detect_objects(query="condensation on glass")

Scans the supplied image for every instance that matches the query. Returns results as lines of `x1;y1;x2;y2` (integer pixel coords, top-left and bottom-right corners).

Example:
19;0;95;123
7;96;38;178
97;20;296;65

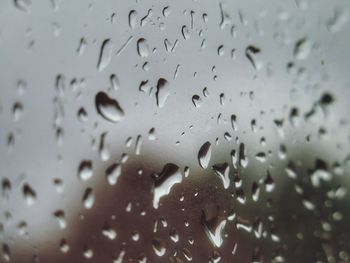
0;0;349;262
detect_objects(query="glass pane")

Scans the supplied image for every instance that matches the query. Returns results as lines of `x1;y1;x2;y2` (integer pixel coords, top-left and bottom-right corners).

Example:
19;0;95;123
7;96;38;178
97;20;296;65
0;0;349;262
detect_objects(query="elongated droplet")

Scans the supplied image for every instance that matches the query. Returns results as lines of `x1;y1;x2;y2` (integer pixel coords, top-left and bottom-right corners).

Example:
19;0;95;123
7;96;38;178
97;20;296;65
110;74;120;91
156;78;170;108
97;39;113;71
198;141;212;169
294;37;311;60
83;188;94;209
106;163;122;186
128;10;138;29
95;92;124;123
152;163;182;209
201;205;226;248
137;38;150;57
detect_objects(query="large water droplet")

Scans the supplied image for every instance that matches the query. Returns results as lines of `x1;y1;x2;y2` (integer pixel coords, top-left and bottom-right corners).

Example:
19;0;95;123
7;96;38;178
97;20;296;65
95;92;125;123
137;38;150;57
198;141;212;169
201;205;226;248
97;39;113;71
156;78;170;108
212;163;230;189
152;163;182;209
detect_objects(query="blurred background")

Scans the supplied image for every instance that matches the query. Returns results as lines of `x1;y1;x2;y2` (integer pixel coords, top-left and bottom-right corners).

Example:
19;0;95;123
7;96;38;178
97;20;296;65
0;0;349;262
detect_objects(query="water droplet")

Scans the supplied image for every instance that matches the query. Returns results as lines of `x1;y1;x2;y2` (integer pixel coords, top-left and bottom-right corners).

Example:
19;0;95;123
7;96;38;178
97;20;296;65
230;114;238;131
201;205;226;247
2;243;10;262
135;135;143;155
245;45;262;70
327;9;348;33
97;39;113;71
1;178;11;201
192;95;202;108
12;102;23;121
238;143;248;168
181;25;190;40
13;0;30;12
99;133;110;161
77;107;88;122
83;247;94;259
148;128;157;140
219;3;231;29
217;45;224;56
137;38;150;57
156;78;170;108
78;160;93;181
294;37;311;60
110;74;120;91
53;210;66;229
152;163;182;209
59;239;69;254
95;92;125;123
102;223;117;240
212;163;230;189
129;10;138;29
198;141;212;169
82;188;94;209
152;238;166;256
23;183;36;206
105;163;122;186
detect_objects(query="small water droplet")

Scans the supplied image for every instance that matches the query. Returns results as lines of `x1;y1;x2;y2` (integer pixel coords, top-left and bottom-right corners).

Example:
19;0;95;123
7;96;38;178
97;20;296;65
82;188;94;209
192;95;202;108
110;74;120;91
78;160;93;181
23;183;36;206
294;37;311;60
105;163;122;186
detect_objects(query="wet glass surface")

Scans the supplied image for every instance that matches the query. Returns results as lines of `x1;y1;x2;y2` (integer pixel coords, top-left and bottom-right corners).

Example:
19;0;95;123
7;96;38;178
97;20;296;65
0;0;350;262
